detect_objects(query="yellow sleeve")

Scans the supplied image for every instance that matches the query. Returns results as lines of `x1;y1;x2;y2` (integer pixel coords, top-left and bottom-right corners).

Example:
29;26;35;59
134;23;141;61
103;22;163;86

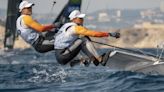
74;26;109;37
23;15;54;32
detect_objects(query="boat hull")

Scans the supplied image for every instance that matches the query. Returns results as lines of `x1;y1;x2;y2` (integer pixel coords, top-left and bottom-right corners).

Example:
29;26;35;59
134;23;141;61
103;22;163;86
106;50;164;75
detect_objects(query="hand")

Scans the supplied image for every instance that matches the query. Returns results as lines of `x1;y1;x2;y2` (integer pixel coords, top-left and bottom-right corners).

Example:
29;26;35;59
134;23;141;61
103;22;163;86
54;22;62;28
50;24;56;28
43;24;56;31
109;32;120;38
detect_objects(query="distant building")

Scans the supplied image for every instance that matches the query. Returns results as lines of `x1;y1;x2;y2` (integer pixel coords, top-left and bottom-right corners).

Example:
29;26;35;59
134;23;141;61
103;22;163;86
116;10;121;18
98;12;110;22
115;10;122;22
140;9;156;19
86;16;95;21
134;22;151;28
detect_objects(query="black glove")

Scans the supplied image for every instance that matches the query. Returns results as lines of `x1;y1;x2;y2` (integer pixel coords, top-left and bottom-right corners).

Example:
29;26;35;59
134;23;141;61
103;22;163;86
109;32;120;38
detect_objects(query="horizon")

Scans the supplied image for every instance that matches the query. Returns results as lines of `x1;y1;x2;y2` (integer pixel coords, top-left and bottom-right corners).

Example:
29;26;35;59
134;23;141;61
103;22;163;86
0;0;163;14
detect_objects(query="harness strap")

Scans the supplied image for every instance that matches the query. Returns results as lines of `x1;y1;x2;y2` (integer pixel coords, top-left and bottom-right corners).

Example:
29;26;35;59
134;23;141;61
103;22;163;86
65;25;72;32
17;18;24;35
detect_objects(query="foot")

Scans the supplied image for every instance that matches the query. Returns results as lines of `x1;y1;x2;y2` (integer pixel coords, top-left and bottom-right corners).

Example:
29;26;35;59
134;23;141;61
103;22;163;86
82;59;91;67
70;60;81;67
101;51;111;66
92;59;99;66
90;57;99;66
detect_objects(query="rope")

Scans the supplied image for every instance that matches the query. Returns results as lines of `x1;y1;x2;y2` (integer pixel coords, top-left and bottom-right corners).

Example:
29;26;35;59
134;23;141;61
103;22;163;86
157;42;164;60
158;47;164;60
84;0;91;13
91;40;158;58
156;45;159;58
48;1;56;18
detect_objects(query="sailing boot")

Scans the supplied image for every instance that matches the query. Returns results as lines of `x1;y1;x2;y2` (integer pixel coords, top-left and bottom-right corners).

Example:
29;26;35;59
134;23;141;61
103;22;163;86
82;59;91;67
70;59;91;67
70;60;81;67
93;59;100;66
101;51;111;66
89;57;100;66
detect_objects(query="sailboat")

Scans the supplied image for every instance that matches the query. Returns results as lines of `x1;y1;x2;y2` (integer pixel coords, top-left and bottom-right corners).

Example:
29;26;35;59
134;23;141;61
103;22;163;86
88;40;164;75
105;49;164;75
3;0;164;75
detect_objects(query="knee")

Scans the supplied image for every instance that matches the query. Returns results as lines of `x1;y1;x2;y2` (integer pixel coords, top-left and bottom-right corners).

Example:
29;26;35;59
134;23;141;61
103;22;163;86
35;48;47;53
56;58;68;65
55;55;69;65
58;61;67;65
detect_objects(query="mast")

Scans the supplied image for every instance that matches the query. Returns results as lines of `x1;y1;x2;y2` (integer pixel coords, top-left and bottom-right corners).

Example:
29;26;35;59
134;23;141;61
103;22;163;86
53;0;82;25
4;0;22;49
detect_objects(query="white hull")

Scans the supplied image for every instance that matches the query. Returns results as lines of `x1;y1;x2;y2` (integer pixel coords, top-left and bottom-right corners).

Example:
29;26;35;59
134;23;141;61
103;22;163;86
106;50;164;75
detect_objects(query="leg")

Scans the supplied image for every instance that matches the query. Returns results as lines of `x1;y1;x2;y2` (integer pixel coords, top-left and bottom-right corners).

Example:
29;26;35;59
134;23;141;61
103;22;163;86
32;36;54;53
80;37;101;66
55;39;83;65
81;37;111;66
81;38;99;58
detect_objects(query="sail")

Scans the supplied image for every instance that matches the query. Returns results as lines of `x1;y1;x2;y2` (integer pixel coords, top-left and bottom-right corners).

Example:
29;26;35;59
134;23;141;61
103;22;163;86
53;0;82;25
4;0;22;49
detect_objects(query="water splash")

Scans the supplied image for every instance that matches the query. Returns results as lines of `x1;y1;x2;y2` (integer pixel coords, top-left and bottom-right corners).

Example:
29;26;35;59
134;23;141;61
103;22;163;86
28;65;67;83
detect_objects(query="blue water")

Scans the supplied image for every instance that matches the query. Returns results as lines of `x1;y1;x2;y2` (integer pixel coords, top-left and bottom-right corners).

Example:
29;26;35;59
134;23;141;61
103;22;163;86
0;48;164;92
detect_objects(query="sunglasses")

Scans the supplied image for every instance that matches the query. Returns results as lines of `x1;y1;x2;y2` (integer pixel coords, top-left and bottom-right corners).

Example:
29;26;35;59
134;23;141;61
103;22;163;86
77;18;84;20
24;7;32;9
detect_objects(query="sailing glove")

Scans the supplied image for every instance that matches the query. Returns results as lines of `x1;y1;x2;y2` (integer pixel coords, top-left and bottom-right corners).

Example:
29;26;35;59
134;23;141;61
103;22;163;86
109;32;120;38
54;22;62;28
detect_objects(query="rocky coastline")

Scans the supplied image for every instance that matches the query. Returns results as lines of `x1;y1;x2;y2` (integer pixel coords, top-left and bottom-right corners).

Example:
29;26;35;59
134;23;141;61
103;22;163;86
0;25;164;49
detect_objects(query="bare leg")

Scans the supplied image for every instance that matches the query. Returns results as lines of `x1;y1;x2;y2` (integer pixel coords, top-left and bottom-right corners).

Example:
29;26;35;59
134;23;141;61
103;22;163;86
80;37;102;66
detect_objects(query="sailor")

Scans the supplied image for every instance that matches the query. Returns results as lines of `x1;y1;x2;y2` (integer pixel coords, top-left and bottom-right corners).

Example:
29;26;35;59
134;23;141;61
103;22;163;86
54;10;120;66
16;1;56;53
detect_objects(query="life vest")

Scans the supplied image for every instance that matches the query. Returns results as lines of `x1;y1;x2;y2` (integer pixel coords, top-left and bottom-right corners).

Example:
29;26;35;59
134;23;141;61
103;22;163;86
16;15;39;44
54;22;78;49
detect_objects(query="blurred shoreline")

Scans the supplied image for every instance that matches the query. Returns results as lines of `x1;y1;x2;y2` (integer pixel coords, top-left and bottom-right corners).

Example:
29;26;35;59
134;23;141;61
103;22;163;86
0;25;30;49
1;24;164;50
0;25;4;49
98;27;164;48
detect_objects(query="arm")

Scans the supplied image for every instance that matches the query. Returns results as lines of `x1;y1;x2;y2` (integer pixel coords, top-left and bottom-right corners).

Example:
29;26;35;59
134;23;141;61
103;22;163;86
23;15;55;32
74;26;109;37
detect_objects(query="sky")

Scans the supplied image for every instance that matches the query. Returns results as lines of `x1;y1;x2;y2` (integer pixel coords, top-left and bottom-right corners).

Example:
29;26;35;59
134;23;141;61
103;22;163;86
0;0;164;14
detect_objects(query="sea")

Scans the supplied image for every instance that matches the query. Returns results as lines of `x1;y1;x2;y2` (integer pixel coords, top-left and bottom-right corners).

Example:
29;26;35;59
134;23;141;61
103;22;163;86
0;48;164;92
1;8;164;92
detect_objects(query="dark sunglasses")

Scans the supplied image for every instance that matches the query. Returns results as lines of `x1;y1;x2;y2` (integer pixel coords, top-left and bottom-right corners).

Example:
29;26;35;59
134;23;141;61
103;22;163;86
78;18;84;20
24;7;32;9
